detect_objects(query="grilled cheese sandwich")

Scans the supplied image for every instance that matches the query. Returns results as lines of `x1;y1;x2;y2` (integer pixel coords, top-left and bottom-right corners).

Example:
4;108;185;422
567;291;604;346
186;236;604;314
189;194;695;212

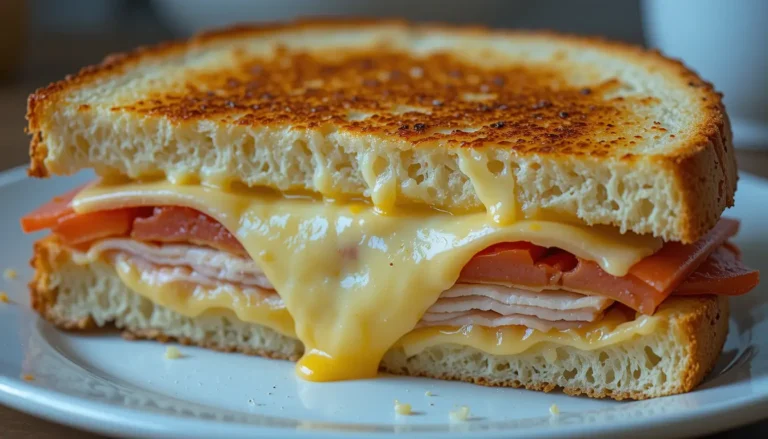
22;19;758;399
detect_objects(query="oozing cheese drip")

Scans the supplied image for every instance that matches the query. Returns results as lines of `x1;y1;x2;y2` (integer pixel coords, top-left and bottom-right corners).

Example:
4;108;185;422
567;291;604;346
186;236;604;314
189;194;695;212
74;180;661;382
457;149;518;225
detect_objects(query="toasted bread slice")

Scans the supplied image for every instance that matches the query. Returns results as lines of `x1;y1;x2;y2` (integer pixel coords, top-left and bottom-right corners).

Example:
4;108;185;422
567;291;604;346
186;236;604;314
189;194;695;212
30;235;729;400
27;19;735;243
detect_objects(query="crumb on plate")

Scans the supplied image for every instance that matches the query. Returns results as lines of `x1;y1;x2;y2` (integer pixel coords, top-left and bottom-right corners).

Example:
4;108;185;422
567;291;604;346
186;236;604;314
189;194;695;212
449;406;471;422
3;268;17;280
424;390;433;397
549;403;560;416
0;292;9;303
165;346;183;359
394;400;412;415
22;374;35;382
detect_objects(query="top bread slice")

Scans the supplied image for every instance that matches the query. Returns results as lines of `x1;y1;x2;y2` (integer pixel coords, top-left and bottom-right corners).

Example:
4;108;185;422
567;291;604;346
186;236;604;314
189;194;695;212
26;19;736;243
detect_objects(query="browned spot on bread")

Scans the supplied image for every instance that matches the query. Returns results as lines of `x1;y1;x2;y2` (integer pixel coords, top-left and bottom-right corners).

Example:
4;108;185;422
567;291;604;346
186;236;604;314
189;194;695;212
26;19;725;158
104;50;646;157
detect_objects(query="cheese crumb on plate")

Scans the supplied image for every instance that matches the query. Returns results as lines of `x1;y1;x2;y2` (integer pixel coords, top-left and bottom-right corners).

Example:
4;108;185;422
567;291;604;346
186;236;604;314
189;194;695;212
164;346;183;359
394;400;412;415
449;406;471;422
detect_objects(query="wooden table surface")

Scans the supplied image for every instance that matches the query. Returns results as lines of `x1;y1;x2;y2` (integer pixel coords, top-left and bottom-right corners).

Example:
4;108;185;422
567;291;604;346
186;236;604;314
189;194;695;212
2;32;768;439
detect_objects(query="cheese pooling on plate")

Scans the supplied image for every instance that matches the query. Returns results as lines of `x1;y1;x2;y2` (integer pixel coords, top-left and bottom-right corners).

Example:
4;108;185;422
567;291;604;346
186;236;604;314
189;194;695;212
71;179;664;381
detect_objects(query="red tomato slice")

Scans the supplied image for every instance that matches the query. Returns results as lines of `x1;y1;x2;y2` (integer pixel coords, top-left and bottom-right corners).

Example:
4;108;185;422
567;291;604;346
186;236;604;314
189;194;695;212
20;186;84;233
52;209;140;245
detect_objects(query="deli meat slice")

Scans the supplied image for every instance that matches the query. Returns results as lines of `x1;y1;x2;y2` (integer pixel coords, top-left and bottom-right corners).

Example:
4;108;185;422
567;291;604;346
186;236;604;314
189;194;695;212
418;311;582;332
676;244;760;295
77;238;273;289
439;283;611;311
421;284;613;332
82;241;611;332
132;207;248;257
428;296;606;322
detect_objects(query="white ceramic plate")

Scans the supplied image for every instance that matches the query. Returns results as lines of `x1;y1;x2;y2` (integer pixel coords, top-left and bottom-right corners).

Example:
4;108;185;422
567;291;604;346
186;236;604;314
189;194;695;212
1;167;767;439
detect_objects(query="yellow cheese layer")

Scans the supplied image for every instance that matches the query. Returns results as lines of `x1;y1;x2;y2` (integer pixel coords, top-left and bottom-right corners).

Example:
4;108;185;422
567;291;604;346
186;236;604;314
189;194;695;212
105;258;664;361
74;179;661;382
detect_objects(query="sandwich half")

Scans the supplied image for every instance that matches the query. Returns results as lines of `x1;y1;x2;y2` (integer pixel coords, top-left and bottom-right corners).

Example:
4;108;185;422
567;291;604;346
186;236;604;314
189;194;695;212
22;19;759;400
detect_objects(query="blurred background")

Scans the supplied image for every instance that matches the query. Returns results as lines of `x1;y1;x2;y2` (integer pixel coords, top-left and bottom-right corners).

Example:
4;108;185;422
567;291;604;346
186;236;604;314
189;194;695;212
0;0;766;170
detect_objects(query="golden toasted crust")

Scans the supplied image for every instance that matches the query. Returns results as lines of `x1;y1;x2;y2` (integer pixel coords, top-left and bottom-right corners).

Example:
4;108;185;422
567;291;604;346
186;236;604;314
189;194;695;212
675;294;730;393
25;19;735;243
27;19;727;156
670;113;737;245
29;235;729;400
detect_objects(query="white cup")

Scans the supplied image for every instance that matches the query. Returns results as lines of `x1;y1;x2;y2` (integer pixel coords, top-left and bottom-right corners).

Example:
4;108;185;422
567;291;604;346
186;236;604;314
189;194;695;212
642;0;768;149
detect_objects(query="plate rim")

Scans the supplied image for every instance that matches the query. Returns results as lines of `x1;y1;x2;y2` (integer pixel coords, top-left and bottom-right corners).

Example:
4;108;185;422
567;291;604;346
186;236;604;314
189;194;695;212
2;165;768;439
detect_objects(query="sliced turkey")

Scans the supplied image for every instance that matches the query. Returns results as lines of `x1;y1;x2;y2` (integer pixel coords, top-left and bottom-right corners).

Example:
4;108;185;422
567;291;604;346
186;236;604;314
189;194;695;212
73;238;272;289
76;239;614;332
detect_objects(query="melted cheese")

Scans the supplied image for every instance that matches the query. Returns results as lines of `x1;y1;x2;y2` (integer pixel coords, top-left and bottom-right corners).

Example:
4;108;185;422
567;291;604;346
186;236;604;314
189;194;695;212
74;180;661;382
397;306;665;357
360;152;398;213
97;255;664;366
457;149;518;225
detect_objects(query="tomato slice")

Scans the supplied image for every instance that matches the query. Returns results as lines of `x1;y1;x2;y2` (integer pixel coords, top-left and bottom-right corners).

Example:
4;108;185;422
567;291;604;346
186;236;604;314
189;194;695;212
52;209;140;245
21;185;149;246
20;186;84;233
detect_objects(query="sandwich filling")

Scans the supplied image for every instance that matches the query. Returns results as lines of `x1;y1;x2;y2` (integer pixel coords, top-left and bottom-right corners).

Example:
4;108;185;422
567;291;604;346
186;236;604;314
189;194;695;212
22;179;758;382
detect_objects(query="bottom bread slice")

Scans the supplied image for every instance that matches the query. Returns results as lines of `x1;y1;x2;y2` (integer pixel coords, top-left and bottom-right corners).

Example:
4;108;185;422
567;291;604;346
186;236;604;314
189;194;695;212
30;236;729;400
